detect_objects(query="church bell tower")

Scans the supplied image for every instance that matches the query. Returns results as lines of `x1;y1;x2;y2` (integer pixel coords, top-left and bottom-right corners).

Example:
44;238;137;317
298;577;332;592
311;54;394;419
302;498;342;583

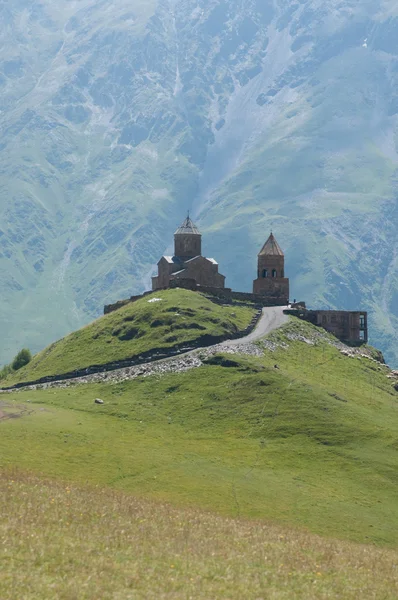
253;233;289;304
174;215;202;259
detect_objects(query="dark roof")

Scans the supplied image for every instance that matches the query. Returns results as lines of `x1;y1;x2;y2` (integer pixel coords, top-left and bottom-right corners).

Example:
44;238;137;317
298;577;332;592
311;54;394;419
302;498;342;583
175;216;201;235
258;233;284;256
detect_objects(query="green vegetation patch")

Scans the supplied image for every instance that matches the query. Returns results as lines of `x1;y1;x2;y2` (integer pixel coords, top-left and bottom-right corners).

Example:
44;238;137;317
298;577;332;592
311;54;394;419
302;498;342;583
3;289;254;386
1;319;398;547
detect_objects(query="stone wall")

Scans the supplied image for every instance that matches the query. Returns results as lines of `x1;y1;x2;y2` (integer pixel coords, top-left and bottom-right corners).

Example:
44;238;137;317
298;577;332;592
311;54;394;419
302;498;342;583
169;280;287;306
153;257;180;290
231;290;287;306
169;278;207;291
252;276;289;304
284;308;368;345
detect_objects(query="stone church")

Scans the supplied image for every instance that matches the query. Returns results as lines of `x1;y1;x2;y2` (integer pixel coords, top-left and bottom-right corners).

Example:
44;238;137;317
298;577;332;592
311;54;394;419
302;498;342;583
152;215;226;291
152;215;289;305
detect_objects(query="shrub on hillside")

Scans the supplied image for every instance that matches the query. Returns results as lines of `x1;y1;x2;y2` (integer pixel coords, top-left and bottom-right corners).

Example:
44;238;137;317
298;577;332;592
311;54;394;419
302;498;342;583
0;364;13;380
11;349;32;371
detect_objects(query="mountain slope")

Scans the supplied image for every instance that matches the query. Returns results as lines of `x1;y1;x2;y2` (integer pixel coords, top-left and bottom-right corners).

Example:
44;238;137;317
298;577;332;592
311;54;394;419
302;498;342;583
0;0;397;366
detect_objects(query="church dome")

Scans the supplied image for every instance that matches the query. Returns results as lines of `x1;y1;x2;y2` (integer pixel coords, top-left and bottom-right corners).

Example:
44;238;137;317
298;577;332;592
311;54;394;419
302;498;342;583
175;216;201;236
258;233;284;256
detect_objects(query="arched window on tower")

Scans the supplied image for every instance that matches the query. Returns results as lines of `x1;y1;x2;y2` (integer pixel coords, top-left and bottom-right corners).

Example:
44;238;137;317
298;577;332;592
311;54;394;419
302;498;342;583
281;269;284;278
272;269;277;278
262;269;268;278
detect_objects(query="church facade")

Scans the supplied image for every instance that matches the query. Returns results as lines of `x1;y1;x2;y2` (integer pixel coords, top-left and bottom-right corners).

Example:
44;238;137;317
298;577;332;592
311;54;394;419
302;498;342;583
152;216;226;291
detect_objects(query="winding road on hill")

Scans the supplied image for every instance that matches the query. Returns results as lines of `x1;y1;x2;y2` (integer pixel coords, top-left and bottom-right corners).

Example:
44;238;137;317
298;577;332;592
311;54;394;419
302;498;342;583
226;306;289;346
0;306;290;393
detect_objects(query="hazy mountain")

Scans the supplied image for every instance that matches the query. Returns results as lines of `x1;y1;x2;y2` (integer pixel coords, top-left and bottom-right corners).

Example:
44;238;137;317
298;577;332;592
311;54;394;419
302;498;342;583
0;0;397;365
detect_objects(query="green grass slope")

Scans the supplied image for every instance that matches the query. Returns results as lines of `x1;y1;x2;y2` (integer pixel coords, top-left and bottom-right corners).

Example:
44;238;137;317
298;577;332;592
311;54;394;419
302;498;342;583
2;472;398;600
2;289;254;386
1;318;398;547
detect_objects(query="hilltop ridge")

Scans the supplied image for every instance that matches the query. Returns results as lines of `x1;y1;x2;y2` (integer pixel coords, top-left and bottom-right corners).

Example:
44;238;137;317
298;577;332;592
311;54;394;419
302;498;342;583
1;289;256;387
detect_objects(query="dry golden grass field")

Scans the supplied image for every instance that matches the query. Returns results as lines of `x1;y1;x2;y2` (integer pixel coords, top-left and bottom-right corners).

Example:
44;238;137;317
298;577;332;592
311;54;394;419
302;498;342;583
1;470;398;600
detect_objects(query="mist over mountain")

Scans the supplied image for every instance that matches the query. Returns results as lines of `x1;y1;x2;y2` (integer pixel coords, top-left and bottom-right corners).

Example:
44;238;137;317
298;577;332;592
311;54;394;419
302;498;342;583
0;0;397;366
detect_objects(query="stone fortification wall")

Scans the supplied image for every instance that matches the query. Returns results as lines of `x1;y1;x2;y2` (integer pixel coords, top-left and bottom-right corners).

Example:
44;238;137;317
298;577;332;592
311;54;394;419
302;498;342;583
227;290;286;306
169;280;287;307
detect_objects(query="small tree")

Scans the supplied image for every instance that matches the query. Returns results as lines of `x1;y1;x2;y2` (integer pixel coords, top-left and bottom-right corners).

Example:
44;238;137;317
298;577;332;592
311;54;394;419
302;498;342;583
12;348;32;371
0;364;12;380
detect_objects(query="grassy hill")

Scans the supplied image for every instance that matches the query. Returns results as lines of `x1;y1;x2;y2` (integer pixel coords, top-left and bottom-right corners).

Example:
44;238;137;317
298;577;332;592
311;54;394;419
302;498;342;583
2;289;255;386
1;316;398;549
2;471;398;600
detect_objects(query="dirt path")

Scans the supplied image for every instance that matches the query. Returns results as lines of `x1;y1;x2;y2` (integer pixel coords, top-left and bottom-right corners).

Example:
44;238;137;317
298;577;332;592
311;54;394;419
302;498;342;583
0;401;35;421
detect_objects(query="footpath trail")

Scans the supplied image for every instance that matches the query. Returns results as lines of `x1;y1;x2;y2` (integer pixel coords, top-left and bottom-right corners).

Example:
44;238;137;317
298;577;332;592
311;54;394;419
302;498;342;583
1;306;289;392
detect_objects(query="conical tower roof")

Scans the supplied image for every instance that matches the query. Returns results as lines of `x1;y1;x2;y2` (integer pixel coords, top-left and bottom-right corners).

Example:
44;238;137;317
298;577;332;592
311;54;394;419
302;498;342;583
175;215;201;235
258;233;284;256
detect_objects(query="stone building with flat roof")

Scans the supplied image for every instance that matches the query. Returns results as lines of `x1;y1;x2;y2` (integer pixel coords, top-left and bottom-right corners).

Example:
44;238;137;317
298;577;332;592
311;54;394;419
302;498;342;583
152;216;226;291
284;307;368;345
312;310;368;344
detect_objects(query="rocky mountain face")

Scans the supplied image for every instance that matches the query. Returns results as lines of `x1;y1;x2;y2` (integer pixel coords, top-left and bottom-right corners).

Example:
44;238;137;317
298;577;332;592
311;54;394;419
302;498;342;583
0;0;397;366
